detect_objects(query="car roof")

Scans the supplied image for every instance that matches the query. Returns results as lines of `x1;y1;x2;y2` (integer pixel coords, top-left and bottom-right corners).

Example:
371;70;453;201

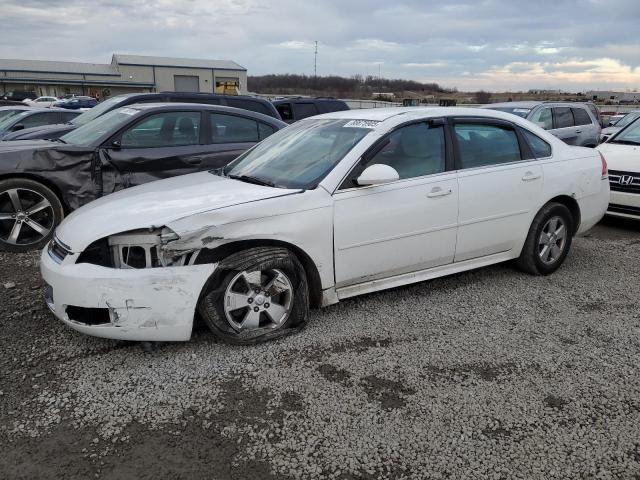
313;106;531;121
125;102;287;125
483;101;541;109
0;106;30;111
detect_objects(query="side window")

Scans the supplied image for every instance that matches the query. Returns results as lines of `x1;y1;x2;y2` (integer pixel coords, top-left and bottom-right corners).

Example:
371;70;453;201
275;103;293;121
292;103;319;121
522;129;552;158
258;122;276;140
530;108;553;130
454;123;521;169
359;123;445;180
554;107;574;129
120;111;201;148
316;101;349;114
210;113;260;143
21;112;58;128
572;108;592;126
59;112;79;122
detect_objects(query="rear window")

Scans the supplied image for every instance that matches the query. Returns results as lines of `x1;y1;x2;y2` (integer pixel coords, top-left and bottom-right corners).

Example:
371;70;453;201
225;98;271;116
292;103;319;120
316;101;349;114
554;107;574;129
572;108;592;126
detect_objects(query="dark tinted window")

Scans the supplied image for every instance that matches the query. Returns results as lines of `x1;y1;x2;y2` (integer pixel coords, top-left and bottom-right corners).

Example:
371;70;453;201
21;112;59;128
210;113;260;143
554;107;574;128
361;123;445;180
60;112;80;122
522;130;552;158
454;123;521;168
275;103;293;121
121;111;201;147
292;103;319;120
316;100;349;114
258;122;276;140
572;108;592;126
225;98;271;116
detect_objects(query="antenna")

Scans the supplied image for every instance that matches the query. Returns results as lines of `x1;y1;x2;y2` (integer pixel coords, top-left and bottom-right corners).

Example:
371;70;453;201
314;41;318;77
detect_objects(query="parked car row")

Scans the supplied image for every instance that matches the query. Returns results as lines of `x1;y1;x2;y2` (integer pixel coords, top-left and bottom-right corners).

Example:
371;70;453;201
0;106;81;139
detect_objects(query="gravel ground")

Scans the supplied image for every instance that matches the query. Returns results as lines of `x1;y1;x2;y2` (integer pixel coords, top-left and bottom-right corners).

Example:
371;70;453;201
1;216;639;480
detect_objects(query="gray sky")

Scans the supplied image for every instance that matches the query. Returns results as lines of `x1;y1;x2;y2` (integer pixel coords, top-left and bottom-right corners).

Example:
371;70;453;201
1;0;639;91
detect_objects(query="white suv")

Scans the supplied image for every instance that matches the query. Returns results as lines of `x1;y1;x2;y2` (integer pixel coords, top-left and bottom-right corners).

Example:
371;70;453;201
41;108;610;344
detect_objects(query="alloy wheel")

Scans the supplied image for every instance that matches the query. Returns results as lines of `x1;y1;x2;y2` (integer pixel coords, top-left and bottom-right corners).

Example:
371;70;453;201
538;216;567;265
0;188;54;246
223;269;294;331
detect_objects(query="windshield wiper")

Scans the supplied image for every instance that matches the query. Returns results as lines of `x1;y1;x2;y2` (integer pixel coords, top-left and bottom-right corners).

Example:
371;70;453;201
53;138;67;144
228;174;276;187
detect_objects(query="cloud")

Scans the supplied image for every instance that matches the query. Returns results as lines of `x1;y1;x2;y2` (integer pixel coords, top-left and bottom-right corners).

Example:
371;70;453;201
0;0;638;91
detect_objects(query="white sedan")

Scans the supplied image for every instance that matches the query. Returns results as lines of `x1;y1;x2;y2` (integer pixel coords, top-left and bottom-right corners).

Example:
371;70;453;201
597;117;640;219
41;107;610;343
23;96;59;108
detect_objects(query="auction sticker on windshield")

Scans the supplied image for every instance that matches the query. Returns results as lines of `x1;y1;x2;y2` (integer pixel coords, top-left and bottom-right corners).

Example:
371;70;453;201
343;120;381;128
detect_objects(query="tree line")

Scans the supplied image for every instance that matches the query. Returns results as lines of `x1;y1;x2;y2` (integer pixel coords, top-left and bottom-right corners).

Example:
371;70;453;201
247;74;455;99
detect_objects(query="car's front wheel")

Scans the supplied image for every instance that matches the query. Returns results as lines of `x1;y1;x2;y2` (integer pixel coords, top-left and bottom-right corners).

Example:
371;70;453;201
516;202;574;275
0;178;64;252
198;247;310;344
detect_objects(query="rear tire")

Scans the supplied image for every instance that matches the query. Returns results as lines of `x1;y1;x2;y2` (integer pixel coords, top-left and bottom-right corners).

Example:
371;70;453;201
515;202;574;275
0;178;64;253
197;247;309;344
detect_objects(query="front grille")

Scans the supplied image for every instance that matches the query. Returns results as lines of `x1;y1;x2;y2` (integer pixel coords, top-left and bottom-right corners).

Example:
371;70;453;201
48;238;71;263
609;170;640;194
608;203;640;217
66;306;111;325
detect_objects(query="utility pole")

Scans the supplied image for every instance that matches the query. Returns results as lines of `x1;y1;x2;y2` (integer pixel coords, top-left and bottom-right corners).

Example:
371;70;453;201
314;41;318;77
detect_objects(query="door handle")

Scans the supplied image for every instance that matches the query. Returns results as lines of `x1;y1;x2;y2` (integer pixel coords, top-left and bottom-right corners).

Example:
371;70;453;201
575;129;582;134
427;187;453;198
186;157;204;165
522;172;541;182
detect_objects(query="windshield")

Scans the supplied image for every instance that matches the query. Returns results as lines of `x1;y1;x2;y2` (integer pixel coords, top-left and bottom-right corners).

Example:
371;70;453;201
613;112;640;129
0;109;25;125
610;117;640;145
485;106;532;118
70;95;128;126
0;110;28;130
60;107;140;146
223;119;373;189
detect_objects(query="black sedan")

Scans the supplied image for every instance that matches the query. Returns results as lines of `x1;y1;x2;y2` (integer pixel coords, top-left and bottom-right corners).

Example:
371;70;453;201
0;103;287;251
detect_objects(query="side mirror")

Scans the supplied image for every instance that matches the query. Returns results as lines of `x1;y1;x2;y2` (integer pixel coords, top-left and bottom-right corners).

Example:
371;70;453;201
12;124;24;131
356;164;399;186
111;140;122;149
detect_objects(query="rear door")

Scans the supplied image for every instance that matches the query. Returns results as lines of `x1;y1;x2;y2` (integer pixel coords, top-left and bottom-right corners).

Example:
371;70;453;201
551;107;579;145
571;107;598;146
452;118;544;262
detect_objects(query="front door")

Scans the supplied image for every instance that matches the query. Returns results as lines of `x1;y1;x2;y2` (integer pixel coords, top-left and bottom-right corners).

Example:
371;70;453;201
333;121;458;287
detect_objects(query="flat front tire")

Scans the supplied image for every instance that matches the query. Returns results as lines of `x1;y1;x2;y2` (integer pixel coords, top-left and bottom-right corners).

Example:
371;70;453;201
197;247;310;344
516;202;574;275
0;178;64;253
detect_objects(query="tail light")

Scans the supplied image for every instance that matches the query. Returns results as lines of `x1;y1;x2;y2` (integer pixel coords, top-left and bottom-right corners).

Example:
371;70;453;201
599;151;608;178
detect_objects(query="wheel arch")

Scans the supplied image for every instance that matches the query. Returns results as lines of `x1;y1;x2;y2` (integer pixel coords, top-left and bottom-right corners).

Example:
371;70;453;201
0;173;69;212
545;195;581;235
193;239;324;309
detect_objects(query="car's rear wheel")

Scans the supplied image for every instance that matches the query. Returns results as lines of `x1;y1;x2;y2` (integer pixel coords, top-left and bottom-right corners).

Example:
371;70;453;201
197;247;309;344
516;202;574;275
0;178;64;252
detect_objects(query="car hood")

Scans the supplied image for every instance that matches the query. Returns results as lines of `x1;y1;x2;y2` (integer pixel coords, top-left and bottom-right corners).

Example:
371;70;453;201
597;142;640;173
1;123;75;141
601;126;621;136
56;171;303;252
0;139;58;152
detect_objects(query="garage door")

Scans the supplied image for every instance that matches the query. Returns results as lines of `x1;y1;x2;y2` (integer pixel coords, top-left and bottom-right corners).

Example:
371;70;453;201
174;75;200;92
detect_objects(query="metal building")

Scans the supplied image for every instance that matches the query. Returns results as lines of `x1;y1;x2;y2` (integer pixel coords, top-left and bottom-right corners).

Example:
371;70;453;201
0;54;247;99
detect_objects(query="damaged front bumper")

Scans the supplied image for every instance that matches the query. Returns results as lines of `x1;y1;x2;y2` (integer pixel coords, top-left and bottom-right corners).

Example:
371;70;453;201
40;246;216;341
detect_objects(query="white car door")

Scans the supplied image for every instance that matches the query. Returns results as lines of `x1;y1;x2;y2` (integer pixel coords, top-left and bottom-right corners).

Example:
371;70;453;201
333;121;459;287
452;119;544;262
